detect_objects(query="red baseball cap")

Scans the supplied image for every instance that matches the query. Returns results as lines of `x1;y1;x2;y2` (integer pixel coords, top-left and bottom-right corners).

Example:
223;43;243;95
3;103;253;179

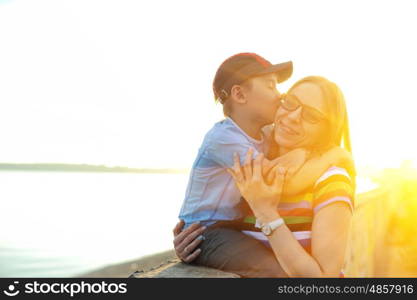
213;53;293;103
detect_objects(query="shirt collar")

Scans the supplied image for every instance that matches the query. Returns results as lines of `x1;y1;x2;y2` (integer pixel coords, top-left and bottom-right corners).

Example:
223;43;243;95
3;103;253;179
225;117;264;145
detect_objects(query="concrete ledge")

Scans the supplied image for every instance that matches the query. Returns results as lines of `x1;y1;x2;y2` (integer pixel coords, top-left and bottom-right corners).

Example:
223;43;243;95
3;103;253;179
132;260;239;278
79;249;239;278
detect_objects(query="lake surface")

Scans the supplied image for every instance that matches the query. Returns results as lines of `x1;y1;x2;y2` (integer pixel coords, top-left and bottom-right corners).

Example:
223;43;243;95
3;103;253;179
0;171;376;277
0;171;189;277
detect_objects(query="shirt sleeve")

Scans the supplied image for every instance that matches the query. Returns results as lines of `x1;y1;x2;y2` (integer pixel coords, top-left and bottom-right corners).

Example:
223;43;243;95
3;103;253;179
206;137;261;168
312;166;355;214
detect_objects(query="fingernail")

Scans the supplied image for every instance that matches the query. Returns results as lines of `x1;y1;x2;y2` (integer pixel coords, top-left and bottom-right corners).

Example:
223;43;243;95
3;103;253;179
197;235;206;241
201;226;207;230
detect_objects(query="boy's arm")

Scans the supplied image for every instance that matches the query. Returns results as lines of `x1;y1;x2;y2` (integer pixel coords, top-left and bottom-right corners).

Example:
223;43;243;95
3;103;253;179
262;148;309;184
207;140;262;168
281;146;354;196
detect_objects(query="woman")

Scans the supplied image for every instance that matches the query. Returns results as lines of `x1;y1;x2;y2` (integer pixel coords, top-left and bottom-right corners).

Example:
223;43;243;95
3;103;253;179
174;76;355;277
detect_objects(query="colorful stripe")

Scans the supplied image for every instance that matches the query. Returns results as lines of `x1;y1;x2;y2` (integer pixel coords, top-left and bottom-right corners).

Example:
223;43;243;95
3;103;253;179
314;189;353;209
278;200;312;210
278;208;313;217
242;167;354;257
280;192;314;204
241;230;311;241
314;197;353;214
244;216;256;224
286;222;312;232
314;181;353;200
282;216;313;225
314;174;351;192
314;166;351;188
241;230;313;254
292;230;311;240
244;215;313;225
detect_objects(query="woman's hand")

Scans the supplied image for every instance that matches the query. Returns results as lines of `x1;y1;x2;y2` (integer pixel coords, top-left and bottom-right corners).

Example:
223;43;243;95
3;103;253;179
173;220;206;263
227;148;287;223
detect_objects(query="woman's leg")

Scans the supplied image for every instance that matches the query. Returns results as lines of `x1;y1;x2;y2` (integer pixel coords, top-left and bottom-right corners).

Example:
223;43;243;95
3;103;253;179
192;226;287;278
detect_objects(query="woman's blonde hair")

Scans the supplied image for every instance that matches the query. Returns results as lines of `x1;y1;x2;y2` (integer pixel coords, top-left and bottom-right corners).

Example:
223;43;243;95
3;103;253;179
287;76;352;155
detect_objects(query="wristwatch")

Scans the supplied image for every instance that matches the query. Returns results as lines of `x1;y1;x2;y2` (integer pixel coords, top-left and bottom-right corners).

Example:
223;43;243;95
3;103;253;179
260;218;284;236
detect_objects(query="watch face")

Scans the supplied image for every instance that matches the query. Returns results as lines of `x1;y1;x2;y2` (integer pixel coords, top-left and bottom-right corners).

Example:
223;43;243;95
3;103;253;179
262;225;271;236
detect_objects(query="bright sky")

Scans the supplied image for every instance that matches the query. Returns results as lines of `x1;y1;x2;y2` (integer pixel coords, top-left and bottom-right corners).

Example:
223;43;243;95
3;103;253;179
0;0;416;169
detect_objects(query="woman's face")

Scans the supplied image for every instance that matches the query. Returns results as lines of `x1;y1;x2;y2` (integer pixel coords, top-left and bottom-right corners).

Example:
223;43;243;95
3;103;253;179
274;82;328;150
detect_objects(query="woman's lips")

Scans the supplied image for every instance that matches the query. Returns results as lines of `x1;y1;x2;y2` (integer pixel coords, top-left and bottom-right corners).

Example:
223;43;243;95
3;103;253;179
277;121;299;135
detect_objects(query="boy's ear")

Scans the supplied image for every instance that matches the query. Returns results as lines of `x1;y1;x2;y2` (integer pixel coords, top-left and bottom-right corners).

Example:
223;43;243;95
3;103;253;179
230;84;247;104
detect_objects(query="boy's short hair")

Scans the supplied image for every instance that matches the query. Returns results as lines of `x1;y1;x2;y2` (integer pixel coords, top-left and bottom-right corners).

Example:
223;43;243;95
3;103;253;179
213;53;293;105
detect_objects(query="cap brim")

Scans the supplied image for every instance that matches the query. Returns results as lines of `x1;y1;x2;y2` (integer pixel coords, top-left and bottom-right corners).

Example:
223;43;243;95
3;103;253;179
257;61;293;83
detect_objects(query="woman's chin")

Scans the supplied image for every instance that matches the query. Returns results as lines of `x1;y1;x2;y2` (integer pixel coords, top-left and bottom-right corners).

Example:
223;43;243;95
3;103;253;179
274;133;299;149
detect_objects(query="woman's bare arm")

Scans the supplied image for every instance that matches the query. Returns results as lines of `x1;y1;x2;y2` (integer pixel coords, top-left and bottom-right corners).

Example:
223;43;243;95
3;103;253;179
228;151;353;277
264;203;352;277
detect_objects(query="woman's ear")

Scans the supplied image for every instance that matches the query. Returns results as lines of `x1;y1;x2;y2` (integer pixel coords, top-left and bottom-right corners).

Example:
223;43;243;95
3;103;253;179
230;84;247;104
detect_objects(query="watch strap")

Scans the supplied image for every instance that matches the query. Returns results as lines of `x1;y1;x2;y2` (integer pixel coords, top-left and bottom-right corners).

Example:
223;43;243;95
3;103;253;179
269;217;284;231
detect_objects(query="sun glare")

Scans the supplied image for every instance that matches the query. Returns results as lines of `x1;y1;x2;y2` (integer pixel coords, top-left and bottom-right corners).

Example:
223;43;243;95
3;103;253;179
1;0;417;278
0;0;416;171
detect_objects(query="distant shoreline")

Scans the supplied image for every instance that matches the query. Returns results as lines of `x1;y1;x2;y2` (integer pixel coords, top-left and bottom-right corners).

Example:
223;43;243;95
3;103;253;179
0;163;188;174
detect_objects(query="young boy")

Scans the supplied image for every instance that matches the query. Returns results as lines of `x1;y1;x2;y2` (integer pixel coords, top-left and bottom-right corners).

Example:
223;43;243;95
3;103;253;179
177;53;350;277
179;53;295;227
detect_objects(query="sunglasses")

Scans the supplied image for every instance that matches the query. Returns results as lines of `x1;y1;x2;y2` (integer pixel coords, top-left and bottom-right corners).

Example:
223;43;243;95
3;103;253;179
279;93;327;124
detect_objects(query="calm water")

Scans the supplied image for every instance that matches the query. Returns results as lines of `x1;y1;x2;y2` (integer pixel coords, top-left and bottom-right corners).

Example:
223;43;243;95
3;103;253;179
0;171;189;277
0;171;376;277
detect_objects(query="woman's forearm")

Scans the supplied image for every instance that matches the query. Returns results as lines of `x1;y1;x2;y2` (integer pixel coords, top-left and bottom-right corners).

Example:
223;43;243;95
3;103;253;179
268;223;324;277
233;149;351;278
255;211;325;277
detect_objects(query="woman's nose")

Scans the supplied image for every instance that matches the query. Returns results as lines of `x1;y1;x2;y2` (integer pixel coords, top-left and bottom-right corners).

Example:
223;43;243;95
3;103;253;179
287;107;302;123
276;90;281;98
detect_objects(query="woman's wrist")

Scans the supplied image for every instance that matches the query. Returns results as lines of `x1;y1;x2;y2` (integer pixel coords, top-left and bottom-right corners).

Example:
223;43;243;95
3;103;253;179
255;210;281;224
